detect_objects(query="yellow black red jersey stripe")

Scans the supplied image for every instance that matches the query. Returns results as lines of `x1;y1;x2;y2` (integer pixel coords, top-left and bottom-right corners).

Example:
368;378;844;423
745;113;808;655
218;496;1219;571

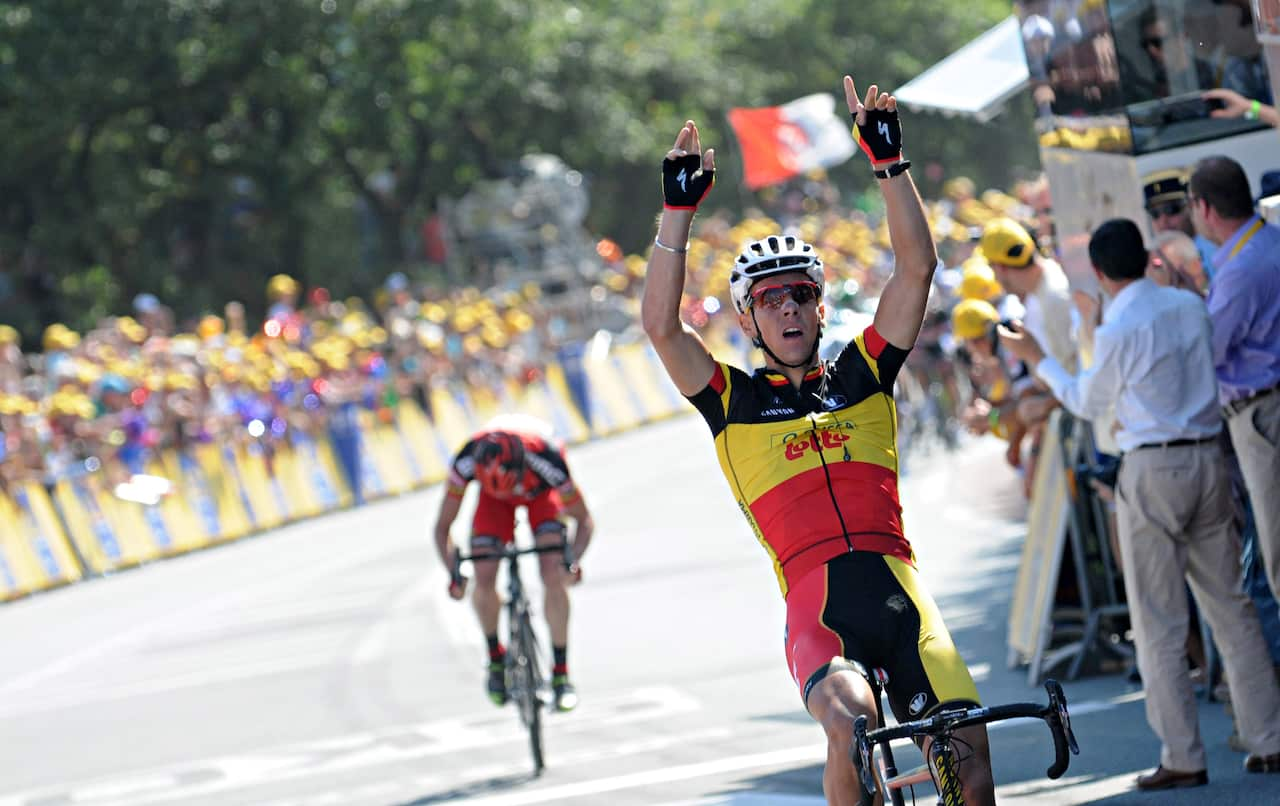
687;325;913;597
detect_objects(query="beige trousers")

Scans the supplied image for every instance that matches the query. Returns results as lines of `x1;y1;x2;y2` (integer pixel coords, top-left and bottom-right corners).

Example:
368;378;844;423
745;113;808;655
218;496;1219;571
1116;440;1280;771
1226;392;1280;602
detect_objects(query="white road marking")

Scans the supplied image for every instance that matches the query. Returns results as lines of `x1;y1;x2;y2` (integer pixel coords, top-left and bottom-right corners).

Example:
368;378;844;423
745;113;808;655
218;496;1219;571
653;796;825;806
445;744;829;806
0;547;389;697
0;652;343;719
0;686;702;806
73;775;179;801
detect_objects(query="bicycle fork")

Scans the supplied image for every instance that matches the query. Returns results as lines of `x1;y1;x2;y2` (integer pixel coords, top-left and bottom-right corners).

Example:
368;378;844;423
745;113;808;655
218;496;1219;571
928;740;964;806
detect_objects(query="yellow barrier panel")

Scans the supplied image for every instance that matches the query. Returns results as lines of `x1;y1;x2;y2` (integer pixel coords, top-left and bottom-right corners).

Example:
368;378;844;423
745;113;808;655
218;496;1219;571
83;475;163;568
0;492;43;600
53;478;116;574
0;484;83;599
145;457;207;555
94;487;166;560
429;386;480;458
467;384;506;429
194;443;254;541
360;410;415;496
230;443;287;531
616;343;688;420
273;444;324;519
292;435;353;511
394;401;449;485
539;363;592;445
0;497;32;600
160;449;225;544
583;352;644;436
16;482;84;585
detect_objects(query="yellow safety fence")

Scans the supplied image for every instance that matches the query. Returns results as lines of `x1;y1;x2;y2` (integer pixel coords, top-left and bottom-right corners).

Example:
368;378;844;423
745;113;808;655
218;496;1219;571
0;344;712;602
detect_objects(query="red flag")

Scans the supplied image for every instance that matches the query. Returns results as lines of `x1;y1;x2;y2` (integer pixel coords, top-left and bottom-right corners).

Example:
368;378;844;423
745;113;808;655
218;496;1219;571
726;94;857;190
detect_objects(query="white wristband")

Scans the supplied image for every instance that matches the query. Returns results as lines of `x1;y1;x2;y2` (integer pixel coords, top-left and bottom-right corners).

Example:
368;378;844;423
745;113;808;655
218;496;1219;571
653;237;688;255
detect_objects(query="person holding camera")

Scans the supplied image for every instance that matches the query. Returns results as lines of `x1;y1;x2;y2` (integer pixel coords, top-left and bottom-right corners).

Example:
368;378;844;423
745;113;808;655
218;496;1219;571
999;218;1280;789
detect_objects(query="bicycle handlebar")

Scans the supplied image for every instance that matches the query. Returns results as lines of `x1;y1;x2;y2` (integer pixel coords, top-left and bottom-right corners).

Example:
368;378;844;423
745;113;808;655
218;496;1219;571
856;679;1079;794
1046;709;1070;780
455;540;576;573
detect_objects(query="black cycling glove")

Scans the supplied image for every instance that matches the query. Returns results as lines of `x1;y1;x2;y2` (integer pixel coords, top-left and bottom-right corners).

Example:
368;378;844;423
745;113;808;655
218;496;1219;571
662;153;715;211
852;107;903;168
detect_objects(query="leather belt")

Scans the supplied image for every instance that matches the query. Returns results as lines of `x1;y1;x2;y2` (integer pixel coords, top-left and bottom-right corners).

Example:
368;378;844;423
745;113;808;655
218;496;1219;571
1223;383;1280;418
1131;434;1218;452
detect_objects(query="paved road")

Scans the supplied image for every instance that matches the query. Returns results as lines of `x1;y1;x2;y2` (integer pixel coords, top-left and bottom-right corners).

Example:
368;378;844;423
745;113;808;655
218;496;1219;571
1;416;1277;805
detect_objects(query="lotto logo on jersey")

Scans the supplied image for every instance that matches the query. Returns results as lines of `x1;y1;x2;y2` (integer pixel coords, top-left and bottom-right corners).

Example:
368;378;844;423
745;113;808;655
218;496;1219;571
783;430;850;461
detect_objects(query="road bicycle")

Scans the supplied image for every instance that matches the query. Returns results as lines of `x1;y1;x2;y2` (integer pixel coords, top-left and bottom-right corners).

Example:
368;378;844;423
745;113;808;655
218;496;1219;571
852;667;1079;806
452;540;574;776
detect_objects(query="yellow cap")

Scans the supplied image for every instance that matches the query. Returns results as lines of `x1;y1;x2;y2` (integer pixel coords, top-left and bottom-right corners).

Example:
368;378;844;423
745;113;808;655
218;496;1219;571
117;316;147;344
266;274;299;300
979;217;1036;268
942;177;976;201
951;299;1001;341
197;315;225;340
0;325;18;345
43;324;81;351
959;263;1004;302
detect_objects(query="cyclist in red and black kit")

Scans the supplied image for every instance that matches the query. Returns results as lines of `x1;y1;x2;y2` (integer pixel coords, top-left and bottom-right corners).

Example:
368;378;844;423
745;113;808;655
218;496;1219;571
433;415;594;712
642;78;995;805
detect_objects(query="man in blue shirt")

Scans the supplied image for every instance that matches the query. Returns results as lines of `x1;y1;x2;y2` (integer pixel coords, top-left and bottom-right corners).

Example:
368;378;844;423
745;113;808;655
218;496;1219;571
1190;156;1280;617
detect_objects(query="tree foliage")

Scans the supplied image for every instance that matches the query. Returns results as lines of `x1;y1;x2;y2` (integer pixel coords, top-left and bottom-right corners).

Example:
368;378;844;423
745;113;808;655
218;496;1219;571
0;0;1037;338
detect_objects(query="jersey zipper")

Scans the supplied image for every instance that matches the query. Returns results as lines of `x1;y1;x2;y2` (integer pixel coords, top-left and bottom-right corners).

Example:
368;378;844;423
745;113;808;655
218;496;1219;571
808;412;854;553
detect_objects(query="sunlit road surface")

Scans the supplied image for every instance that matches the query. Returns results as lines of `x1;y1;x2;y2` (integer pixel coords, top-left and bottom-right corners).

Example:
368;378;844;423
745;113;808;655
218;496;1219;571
2;415;1277;805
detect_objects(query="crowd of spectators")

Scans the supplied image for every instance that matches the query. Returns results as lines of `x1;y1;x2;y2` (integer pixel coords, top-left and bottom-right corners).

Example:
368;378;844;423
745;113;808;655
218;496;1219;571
0;274;560;494
951;153;1280;786
0;173;1047;500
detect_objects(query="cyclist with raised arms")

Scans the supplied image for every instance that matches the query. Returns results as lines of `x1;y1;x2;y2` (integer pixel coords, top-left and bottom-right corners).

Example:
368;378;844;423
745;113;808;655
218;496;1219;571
641;77;996;805
433;414;594;713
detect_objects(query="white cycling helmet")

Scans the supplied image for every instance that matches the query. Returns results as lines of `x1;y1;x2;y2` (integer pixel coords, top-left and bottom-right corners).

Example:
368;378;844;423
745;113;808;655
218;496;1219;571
729;235;825;314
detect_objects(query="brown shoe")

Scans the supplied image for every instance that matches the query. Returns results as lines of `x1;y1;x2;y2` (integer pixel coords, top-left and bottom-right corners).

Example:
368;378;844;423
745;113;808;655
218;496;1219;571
1244;752;1280;773
1136;766;1209;790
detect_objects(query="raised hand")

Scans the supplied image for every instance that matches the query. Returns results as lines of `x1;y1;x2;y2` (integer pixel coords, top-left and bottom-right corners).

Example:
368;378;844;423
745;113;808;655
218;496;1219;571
662;120;716;210
844;75;902;168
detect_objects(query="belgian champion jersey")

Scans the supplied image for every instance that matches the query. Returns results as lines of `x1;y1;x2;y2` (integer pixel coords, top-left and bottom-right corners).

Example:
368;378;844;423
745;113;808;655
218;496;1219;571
687;325;913;597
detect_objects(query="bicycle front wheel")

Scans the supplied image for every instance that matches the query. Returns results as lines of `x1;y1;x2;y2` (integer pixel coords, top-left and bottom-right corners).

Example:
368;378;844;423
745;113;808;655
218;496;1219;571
509;607;545;774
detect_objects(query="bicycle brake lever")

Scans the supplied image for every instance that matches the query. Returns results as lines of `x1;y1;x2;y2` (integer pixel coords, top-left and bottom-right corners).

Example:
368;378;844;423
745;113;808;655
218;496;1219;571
449;548;467;589
852;715;877;801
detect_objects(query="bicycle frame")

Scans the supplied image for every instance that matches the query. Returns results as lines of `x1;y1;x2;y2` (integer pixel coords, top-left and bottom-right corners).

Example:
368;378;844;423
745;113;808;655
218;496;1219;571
853;678;1079;806
454;540;572;776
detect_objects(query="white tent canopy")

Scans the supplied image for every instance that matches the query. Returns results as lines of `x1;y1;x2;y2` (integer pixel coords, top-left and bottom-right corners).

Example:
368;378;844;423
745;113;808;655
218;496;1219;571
895;16;1029;122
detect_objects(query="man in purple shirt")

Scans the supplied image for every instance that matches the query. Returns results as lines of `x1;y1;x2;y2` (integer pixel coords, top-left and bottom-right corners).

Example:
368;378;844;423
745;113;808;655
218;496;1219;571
1190;155;1280;613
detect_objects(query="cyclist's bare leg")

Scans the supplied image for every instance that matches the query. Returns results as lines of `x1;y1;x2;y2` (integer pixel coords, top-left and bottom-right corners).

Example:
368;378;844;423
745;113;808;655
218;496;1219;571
470;555;501;637
922;724;995;806
535;526;570;646
806;664;883;806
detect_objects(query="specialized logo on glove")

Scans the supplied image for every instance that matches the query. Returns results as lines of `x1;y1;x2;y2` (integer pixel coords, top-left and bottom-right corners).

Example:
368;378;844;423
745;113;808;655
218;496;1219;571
853;108;903;168
662;153;714;211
